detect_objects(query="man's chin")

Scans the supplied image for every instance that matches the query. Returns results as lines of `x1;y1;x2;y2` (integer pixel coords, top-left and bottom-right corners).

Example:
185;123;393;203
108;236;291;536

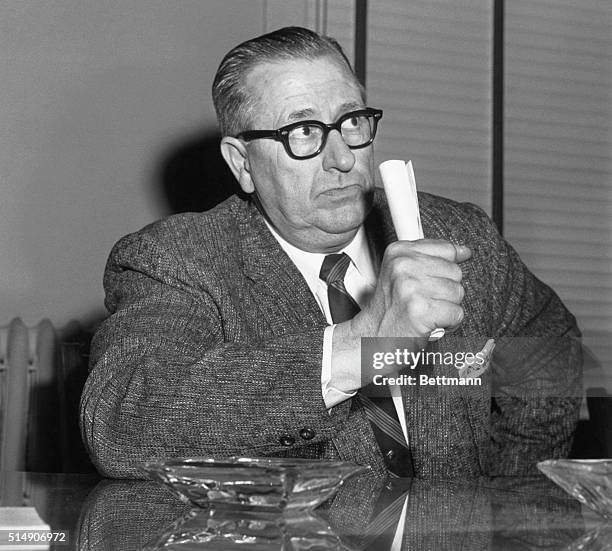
318;203;371;237
324;188;373;227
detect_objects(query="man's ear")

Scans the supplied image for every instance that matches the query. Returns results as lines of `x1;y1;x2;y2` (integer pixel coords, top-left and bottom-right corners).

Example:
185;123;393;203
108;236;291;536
220;137;255;194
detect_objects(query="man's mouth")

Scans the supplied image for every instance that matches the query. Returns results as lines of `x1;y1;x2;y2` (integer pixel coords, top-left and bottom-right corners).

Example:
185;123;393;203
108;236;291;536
319;184;362;198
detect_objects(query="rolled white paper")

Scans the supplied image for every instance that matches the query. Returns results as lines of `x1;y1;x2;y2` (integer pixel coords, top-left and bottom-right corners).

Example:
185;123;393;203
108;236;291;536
379;160;445;341
379;160;422;241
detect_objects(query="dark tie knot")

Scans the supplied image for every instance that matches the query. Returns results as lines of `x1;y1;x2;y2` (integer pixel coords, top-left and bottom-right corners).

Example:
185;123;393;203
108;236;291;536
319;253;352;285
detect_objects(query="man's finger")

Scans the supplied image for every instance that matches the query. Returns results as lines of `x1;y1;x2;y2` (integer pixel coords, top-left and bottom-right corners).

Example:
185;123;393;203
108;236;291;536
453;243;472;263
390;239;472;263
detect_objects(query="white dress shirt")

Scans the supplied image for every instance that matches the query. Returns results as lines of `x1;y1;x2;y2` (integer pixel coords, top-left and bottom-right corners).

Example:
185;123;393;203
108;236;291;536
264;221;410;445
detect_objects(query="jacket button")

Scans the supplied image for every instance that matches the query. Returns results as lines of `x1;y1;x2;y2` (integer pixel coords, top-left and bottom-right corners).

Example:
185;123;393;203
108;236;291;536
299;428;315;440
279;435;295;447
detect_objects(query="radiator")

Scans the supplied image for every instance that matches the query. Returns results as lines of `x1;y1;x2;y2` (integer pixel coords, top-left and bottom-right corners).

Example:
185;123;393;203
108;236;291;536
0;318;57;473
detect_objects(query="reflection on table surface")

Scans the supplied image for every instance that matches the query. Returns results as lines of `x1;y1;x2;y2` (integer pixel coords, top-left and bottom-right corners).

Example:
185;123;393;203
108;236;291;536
0;469;609;550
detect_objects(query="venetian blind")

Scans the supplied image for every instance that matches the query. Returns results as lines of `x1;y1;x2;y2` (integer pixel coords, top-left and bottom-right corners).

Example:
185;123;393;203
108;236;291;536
325;0;356;68
504;0;612;390
362;0;493;213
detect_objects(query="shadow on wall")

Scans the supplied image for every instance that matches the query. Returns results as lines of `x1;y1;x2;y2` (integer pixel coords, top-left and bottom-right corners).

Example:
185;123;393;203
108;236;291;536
155;128;246;215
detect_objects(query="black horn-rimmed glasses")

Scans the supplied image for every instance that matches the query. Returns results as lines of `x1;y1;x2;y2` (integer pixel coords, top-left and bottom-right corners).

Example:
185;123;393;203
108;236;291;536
236;107;383;160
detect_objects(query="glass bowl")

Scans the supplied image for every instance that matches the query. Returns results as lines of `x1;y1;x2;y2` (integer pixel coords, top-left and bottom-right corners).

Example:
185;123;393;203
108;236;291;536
537;459;612;520
141;457;368;512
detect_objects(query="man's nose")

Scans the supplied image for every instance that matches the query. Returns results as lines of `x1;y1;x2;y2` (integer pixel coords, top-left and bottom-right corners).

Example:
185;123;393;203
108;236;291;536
321;130;356;172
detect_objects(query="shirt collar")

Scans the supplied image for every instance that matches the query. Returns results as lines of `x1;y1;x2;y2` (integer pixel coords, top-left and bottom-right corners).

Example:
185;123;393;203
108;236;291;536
263;220;377;286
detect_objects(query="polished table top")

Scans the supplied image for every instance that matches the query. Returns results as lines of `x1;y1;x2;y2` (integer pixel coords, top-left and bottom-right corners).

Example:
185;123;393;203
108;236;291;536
0;470;609;550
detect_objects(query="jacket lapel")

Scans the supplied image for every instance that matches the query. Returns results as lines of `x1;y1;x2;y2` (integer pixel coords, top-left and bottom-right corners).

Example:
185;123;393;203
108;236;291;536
236;198;326;334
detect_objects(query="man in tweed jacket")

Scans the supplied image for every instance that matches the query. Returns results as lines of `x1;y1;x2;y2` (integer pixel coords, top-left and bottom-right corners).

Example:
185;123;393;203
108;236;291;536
80;27;582;479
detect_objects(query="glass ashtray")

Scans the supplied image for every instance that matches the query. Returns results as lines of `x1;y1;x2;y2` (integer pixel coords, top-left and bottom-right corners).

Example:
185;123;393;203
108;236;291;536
141;457;368;512
537;459;612;520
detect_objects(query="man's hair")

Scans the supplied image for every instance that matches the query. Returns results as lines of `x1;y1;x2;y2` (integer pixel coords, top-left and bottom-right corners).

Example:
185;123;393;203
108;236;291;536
212;26;363;137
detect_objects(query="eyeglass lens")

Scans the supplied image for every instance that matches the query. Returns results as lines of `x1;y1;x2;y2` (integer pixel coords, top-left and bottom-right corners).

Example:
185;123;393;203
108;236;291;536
287;113;376;158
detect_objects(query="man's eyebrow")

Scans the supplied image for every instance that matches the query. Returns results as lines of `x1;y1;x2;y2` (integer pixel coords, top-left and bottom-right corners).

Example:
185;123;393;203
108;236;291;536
285;101;366;124
286;108;316;122
338;101;365;113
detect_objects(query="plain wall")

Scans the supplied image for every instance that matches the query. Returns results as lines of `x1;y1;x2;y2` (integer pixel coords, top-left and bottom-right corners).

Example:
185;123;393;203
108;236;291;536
0;1;266;328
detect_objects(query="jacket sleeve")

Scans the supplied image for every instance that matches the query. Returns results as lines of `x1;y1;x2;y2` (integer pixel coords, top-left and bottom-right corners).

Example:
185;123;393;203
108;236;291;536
79;229;349;478
462;203;583;475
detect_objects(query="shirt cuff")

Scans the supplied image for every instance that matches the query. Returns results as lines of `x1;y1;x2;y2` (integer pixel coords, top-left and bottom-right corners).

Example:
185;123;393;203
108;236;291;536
322;324;357;409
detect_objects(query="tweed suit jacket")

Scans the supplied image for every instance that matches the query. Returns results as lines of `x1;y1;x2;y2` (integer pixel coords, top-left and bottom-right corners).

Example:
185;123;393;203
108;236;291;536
80;189;582;478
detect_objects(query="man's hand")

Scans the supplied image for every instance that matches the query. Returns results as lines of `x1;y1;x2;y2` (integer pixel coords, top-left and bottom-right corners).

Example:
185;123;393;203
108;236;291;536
331;239;471;393
352;239;471;340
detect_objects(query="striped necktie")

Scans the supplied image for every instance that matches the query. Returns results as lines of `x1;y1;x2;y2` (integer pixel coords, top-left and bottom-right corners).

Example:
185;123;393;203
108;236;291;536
319;253;414;478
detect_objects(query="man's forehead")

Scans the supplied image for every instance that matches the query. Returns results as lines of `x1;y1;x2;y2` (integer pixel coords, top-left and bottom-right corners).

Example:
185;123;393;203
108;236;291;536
244;56;364;124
